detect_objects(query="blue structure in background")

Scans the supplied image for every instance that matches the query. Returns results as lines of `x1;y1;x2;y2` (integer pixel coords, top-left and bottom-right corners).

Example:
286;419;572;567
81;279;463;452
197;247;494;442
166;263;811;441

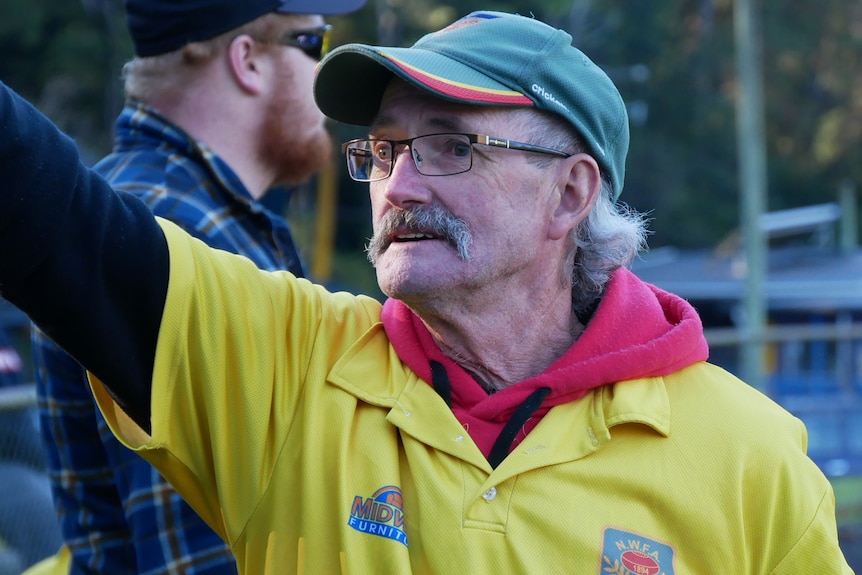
632;201;862;479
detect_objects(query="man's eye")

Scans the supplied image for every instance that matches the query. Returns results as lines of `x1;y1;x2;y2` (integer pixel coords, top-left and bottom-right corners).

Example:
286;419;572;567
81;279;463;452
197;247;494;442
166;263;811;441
450;142;471;158
434;136;471;158
373;144;392;161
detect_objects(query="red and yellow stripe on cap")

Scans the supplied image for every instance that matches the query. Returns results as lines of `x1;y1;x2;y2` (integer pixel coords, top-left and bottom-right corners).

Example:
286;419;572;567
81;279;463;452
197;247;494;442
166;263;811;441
382;55;533;106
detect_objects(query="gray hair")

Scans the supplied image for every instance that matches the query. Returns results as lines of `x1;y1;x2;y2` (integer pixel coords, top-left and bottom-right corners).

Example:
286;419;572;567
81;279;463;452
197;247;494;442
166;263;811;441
567;181;649;318
515;109;649;318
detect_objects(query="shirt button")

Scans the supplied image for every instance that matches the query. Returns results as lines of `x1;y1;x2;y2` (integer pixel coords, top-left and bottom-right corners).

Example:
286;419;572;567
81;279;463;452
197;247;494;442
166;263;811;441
482;487;497;502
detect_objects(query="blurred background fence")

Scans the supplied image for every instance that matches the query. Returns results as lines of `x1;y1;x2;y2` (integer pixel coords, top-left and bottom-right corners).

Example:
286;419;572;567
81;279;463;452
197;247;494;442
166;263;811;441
0;383;63;574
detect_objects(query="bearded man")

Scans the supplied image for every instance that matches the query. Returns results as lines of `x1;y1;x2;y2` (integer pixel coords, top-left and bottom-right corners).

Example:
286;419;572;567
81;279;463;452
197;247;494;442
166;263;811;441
27;0;365;573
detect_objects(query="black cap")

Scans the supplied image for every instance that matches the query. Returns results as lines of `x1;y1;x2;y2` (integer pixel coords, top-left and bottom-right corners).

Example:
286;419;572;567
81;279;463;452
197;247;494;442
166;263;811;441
126;0;367;57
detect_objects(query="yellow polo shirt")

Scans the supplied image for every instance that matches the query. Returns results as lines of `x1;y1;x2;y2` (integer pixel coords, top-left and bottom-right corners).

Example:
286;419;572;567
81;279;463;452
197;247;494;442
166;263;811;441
93;220;852;574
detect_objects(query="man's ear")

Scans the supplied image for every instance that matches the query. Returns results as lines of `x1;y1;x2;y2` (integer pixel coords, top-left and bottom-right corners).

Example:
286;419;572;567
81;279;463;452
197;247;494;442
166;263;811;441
548;153;601;241
226;34;266;95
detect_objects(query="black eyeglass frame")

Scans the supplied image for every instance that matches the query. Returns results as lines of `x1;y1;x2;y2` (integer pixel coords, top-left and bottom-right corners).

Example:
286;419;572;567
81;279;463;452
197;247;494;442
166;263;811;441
341;133;573;182
272;24;332;61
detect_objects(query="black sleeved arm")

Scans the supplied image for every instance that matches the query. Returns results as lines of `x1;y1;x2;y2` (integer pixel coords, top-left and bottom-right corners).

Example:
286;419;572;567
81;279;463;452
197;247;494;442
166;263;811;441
0;81;167;432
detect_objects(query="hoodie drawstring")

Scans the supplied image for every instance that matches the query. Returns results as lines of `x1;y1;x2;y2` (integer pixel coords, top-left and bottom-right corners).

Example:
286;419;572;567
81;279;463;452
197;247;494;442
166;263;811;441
488;386;551;468
430;360;452;407
431;360;551;469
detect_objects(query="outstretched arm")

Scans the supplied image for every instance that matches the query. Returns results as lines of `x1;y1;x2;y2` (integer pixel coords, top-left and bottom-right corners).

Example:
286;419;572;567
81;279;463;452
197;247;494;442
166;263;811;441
0;81;167;431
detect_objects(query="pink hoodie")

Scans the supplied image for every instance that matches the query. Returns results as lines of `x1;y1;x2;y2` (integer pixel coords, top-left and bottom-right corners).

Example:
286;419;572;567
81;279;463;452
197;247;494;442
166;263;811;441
381;267;709;458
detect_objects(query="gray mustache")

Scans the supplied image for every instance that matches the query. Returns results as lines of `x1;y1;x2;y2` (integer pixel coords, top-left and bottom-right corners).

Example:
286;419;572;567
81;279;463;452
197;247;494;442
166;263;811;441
366;205;473;264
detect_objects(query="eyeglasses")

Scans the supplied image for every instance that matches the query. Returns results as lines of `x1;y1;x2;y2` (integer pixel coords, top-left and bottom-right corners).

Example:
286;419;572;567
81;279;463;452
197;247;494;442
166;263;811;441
341;133;572;183
274;24;332;61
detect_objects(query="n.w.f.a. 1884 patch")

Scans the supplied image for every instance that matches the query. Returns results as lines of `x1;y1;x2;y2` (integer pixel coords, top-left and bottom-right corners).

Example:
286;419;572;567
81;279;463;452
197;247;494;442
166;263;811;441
601;527;675;575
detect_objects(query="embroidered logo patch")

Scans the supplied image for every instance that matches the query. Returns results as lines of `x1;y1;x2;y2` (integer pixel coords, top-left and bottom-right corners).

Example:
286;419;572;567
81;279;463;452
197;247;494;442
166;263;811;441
348;485;408;547
601;527;675;575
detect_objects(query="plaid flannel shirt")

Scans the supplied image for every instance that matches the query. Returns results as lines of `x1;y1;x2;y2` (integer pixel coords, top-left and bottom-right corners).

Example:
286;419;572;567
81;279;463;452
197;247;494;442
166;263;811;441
32;101;304;574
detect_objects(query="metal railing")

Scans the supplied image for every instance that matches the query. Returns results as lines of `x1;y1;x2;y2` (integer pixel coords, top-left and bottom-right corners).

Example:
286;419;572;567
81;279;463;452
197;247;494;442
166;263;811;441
0;383;63;572
705;321;862;480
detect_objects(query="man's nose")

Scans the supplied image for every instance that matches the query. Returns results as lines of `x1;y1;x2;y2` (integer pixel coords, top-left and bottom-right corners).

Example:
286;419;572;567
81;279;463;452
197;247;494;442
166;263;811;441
376;145;431;207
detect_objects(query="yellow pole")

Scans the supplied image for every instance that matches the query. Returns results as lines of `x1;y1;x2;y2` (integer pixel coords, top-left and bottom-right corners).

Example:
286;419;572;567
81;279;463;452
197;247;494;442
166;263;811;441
312;160;337;283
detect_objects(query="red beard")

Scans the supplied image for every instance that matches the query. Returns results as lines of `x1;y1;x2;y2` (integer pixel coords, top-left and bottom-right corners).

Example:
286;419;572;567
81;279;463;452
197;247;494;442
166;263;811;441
259;74;333;186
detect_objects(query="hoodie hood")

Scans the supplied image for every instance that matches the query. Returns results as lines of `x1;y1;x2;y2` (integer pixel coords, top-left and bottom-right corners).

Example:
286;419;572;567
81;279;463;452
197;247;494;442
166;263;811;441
381;267;709;457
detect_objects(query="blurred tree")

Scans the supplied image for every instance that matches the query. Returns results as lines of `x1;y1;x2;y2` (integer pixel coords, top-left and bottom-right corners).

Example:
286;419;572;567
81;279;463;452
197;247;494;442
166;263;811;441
763;0;862;212
559;0;861;249
2;0;860;253
0;0;130;160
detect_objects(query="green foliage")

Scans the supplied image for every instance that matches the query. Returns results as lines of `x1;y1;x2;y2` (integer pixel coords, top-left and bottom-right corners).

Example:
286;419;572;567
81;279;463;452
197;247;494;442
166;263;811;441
0;0;131;158
0;0;48;48
833;475;862;527
2;0;860;254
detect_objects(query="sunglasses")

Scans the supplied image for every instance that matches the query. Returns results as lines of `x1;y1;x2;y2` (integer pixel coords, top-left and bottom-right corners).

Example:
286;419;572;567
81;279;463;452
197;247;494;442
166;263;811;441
275;24;332;61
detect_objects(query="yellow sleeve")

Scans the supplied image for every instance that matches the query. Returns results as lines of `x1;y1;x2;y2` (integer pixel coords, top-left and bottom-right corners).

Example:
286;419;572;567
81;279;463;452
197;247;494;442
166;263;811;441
93;219;382;542
20;545;71;575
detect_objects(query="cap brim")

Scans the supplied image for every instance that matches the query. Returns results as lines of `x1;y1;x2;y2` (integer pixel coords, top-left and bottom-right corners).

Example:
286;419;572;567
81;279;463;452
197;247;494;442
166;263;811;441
276;0;367;16
314;44;532;126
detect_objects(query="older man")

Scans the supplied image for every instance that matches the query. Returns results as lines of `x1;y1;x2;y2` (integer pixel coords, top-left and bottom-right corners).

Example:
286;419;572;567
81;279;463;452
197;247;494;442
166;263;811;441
0;10;853;574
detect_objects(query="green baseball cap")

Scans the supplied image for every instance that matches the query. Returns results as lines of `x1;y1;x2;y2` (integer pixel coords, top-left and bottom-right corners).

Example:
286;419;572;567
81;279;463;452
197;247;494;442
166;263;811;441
314;11;629;200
